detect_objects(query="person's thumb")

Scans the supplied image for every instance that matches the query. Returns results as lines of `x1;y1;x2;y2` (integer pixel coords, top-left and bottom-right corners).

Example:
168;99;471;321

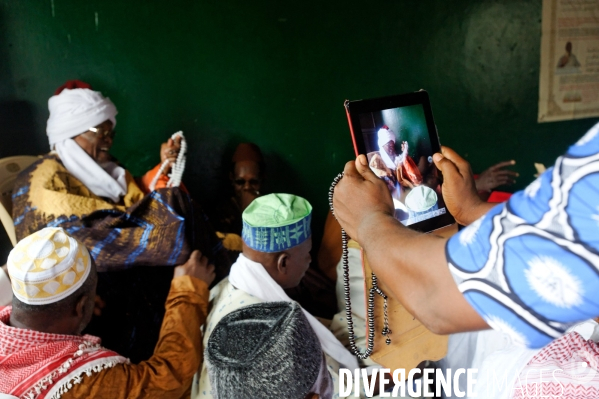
188;249;201;263
355;154;379;183
433;151;461;181
439;146;472;177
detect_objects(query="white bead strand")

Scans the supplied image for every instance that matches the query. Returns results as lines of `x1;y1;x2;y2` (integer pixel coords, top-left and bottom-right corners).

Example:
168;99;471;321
148;131;187;191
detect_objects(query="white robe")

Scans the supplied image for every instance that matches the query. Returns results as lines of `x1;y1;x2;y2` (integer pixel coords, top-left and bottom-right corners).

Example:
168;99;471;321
191;277;347;399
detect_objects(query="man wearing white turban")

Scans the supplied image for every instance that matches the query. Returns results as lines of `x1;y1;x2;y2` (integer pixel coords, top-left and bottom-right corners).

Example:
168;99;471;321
11;80;231;362
368;125;423;190
45;80;180;201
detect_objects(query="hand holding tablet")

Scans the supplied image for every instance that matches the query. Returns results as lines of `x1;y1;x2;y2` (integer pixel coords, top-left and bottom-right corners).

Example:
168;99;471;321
342;90;455;233
331;92;457;362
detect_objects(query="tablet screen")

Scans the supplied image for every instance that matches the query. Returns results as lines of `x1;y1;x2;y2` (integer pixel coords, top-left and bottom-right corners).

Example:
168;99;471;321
356;104;447;227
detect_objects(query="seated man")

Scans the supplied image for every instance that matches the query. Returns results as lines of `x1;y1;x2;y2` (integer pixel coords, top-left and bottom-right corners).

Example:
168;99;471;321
193;193;360;399
205;301;333;399
0;227;214;398
369;125;423;190
14;79;228;270
368;126;442;224
11;80;230;361
210;142;265;237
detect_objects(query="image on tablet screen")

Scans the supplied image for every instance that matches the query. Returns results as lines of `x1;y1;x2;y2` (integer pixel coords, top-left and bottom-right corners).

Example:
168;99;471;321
357;104;447;226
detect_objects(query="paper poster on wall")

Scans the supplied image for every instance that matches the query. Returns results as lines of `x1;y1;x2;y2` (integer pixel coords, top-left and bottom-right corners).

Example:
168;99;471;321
538;0;599;122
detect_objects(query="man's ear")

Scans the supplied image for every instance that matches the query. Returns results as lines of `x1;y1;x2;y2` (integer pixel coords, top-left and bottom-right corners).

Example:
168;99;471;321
75;295;88;319
276;252;289;275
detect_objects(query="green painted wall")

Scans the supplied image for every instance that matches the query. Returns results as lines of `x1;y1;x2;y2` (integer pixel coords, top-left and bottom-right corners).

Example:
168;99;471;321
1;0;597;255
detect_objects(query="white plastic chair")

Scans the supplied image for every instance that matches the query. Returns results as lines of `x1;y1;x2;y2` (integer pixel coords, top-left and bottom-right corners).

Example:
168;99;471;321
0;156;39;246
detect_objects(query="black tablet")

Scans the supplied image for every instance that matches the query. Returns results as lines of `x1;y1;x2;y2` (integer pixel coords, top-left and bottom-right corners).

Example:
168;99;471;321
344;90;455;233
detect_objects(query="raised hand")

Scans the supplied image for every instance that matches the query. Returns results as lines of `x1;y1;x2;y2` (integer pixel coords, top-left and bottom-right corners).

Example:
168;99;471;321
475;160;518;192
159;136;182;174
433;146;492;226
174;249;216;286
333;155;395;243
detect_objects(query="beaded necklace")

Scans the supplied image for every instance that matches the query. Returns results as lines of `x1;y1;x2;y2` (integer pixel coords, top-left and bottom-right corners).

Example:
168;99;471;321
329;172;391;360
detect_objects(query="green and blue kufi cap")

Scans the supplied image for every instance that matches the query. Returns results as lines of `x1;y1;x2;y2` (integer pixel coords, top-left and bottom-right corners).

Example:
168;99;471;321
242;193;312;253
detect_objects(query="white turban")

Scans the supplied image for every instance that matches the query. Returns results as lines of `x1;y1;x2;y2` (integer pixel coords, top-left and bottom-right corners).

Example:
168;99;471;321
377;126;396;148
47;87;126;202
46;88;117;148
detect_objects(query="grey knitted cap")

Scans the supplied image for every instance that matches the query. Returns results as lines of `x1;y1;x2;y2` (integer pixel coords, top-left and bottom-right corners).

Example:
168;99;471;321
206;301;322;399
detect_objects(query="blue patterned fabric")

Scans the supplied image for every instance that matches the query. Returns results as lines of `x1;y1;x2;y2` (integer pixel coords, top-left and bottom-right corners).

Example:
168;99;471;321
447;122;599;348
242;212;312;253
241;193;312;253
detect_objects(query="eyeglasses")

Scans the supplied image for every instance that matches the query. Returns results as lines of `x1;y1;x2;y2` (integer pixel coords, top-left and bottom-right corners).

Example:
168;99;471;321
234;178;261;186
87;126;115;139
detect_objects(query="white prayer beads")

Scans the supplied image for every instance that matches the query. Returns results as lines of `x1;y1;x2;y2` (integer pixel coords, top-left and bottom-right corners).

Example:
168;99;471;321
148;131;187;191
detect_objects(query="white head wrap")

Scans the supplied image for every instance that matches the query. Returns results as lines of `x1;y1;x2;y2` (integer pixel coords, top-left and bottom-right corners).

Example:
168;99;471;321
46;88;117;148
378;127;402;169
54;139;128;203
228;253;359;370
377;126;396;148
45;87;126;202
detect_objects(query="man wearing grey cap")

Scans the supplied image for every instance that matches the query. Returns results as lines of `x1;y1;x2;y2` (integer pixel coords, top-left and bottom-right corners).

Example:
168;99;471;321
205;301;333;399
193;193;360;399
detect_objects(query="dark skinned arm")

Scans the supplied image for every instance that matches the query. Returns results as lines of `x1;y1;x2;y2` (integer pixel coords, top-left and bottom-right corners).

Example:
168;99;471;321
433;147;496;226
63;251;215;399
332;146;493;334
475;160;518;193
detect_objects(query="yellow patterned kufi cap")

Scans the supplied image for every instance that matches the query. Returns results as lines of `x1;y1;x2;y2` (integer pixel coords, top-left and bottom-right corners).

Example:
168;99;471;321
7;227;92;305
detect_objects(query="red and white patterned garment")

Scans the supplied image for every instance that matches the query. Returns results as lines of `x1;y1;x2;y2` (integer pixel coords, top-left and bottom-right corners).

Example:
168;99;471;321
0;307;127;399
512;331;599;398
